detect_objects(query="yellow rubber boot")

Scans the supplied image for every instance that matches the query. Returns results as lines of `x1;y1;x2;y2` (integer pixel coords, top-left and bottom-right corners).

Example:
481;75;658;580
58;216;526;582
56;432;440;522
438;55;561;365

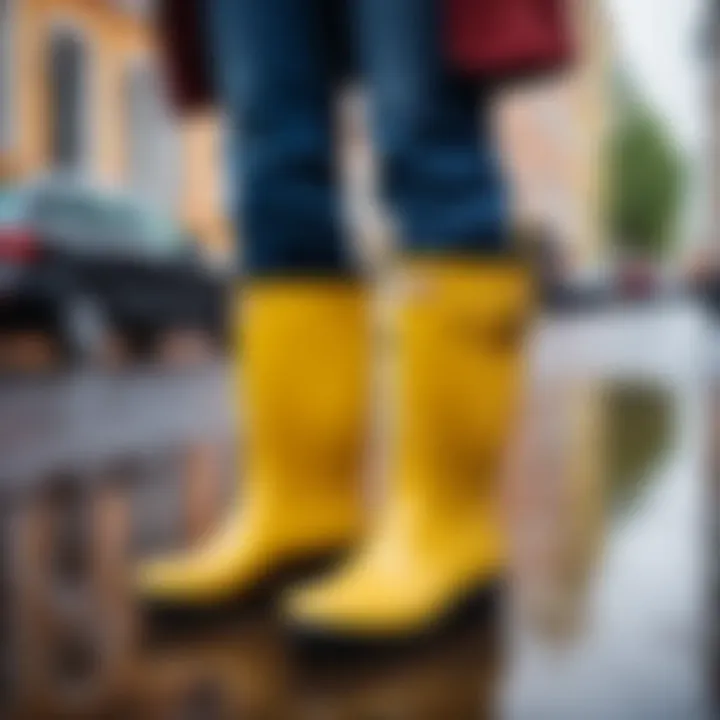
137;281;370;606
286;261;532;638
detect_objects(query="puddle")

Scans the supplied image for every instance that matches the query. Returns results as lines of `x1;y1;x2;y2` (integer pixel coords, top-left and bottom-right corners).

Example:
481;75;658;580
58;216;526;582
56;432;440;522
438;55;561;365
0;310;713;718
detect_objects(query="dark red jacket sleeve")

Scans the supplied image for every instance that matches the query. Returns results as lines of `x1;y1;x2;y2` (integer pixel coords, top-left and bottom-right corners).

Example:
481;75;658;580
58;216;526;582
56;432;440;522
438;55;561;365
156;0;216;114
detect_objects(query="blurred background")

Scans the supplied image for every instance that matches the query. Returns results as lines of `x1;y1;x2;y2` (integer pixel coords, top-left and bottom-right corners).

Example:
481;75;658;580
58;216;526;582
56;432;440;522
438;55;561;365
0;0;717;718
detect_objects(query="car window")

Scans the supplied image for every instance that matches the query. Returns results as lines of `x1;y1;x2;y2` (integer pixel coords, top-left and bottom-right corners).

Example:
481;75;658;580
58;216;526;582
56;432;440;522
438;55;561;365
96;200;144;248
32;192;98;239
10;188;186;256
31;191;136;248
136;211;183;255
0;190;29;225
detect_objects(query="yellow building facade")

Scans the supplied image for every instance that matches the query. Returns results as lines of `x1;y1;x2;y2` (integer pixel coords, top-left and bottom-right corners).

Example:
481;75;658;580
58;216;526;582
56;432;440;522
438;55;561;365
0;0;227;253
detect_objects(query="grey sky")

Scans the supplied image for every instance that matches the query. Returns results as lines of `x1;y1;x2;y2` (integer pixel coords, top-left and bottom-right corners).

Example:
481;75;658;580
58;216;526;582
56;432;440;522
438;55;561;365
606;0;705;153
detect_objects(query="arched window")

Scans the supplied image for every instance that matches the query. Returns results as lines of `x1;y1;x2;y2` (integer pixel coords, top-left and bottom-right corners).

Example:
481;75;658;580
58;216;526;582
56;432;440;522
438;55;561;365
0;0;15;150
48;27;89;172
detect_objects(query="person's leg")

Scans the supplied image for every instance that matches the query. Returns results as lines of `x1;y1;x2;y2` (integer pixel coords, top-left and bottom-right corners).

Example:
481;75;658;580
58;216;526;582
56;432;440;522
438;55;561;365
212;0;350;276
138;0;370;609
355;0;509;255
287;0;532;639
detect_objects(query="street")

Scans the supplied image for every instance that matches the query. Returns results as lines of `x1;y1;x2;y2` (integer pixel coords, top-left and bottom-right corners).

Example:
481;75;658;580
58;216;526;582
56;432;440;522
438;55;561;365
0;301;716;719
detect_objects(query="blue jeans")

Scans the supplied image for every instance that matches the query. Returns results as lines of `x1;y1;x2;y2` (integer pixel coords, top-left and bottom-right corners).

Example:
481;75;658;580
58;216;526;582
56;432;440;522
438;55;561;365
208;0;509;277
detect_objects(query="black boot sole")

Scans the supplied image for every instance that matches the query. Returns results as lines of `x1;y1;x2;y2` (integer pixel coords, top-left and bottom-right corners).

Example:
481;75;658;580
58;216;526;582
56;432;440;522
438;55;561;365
287;577;505;668
139;548;349;646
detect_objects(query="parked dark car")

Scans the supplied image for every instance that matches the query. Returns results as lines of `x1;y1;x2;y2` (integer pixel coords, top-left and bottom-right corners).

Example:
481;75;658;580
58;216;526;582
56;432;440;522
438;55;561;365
0;182;229;360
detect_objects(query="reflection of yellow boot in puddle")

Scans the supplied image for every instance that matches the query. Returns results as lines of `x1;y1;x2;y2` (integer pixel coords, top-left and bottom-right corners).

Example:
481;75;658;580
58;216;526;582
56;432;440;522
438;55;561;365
137;282;369;609
287;262;532;640
297;623;502;718
134;611;291;717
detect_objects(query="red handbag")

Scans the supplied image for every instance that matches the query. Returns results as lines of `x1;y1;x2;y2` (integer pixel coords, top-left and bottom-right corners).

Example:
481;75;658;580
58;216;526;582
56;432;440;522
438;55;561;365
445;0;574;84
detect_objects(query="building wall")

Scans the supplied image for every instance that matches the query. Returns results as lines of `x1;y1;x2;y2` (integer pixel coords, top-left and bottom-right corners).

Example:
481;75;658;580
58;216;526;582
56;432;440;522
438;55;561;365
2;0;147;181
498;0;611;270
0;0;228;254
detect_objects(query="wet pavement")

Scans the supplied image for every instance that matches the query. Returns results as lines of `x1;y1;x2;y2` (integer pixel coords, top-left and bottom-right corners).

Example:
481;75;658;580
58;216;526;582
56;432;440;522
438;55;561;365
0;302;716;719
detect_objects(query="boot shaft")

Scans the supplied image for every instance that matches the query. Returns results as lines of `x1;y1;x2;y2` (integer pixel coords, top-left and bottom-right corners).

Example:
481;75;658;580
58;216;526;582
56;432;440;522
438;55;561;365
390;261;533;513
237;282;371;506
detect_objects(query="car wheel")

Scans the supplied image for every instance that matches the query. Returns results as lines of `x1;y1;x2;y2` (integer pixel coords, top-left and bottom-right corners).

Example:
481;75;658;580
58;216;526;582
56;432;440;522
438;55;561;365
61;295;110;366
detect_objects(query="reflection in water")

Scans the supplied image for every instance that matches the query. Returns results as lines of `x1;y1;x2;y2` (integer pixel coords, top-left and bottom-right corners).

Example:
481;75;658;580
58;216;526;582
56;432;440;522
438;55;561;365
0;364;706;719
507;376;607;644
127;615;502;719
1;440;506;718
712;363;720;713
5;476;137;716
507;378;676;647
129;614;291;719
604;382;675;520
295;622;502;720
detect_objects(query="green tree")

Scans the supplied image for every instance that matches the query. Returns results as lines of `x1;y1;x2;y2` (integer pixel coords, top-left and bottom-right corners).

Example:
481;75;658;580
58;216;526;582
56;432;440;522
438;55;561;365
607;101;686;257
